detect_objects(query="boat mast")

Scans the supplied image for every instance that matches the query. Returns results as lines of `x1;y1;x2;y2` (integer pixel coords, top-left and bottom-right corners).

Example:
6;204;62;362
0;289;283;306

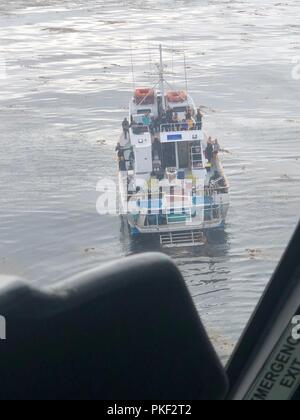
159;44;166;111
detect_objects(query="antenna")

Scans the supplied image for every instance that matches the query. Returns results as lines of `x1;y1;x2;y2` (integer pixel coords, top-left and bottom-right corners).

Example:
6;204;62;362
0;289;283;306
147;38;153;84
183;50;189;92
159;44;166;110
181;33;189;94
129;35;136;91
171;42;175;85
183;49;189;93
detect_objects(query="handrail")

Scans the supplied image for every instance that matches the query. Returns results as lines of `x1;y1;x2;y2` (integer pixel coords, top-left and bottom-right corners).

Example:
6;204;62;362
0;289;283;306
128;191;228;217
141;205;224;228
160;123;202;132
129;186;229;202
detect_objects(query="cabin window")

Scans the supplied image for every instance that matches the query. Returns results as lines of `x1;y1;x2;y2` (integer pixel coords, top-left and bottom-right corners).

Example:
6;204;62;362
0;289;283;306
137;109;152;115
172;106;188;114
132;126;149;135
145;215;167;226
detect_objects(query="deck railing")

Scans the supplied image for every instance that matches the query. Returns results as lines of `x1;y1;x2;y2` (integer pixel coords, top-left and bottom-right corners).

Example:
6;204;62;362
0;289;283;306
128;189;227;227
160;123;202;132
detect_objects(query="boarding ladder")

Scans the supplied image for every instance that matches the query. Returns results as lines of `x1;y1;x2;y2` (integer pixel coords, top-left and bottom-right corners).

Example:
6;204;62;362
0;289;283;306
191;145;203;170
160;230;206;248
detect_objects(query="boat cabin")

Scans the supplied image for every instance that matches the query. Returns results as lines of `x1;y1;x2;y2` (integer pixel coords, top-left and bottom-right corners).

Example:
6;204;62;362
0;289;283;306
127;88;205;182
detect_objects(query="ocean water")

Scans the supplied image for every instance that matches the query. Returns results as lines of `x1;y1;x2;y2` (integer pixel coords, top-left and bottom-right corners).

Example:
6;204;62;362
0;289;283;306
0;0;300;360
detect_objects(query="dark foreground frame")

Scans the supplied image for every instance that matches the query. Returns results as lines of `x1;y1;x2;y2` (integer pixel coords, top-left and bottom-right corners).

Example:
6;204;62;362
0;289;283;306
0;222;299;400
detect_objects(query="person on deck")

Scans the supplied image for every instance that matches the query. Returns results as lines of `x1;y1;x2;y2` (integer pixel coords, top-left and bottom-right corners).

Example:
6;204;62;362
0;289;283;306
166;107;173;124
149;117;156;135
185;108;192;121
130;115;135;126
182;120;189;131
160;112;168;131
116;142;123;157
205;137;214;163
129;150;135;170
142;112;151;127
172;112;180;130
119;156;127;172
152;137;161;158
154;116;160;133
122;118;130;139
188;117;196;130
213;139;223;155
130;117;138;132
196;108;203;130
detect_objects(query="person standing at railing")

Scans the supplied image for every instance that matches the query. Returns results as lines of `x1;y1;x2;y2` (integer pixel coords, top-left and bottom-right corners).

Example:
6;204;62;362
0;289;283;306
212;139;230;176
188;117;196;130
149;116;156;135
172;112;180;131
130;115;137;127
166;106;173;124
196;108;203;130
160;112;168;132
181;120;189;131
142;112;151;127
213;139;221;154
205;137;214;163
122;118;130;139
152;137;162;160
213;139;230;156
119;156;127;172
153;116;160;133
116;142;124;158
129;150;135;170
185;108;192;121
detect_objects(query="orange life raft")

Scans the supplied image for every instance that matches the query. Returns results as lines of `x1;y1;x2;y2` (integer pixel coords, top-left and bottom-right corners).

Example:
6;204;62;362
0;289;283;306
134;88;155;105
166;91;188;103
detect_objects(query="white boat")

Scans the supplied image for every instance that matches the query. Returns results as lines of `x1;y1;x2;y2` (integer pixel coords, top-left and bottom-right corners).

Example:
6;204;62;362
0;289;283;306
118;45;230;247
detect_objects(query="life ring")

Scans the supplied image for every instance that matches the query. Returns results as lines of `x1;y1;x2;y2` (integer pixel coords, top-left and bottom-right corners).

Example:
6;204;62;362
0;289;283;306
166;90;188;103
134;88;155;105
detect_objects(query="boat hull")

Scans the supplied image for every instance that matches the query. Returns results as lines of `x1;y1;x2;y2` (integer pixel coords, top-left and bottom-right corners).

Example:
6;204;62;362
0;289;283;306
118;176;229;237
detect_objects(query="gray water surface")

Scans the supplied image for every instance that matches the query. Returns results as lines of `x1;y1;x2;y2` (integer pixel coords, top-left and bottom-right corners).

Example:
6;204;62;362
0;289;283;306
0;0;300;360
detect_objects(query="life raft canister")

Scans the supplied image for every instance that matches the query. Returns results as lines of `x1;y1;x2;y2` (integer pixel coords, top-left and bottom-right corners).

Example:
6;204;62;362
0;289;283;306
166;90;188;103
134;88;155;105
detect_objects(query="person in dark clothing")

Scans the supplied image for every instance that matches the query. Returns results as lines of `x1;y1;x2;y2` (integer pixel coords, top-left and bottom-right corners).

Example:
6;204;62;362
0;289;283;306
196;108;203;130
172;112;180;131
122;118;130;139
181;120;189;131
205;137;214;163
116;146;125;163
166;107;173;124
160;112;168;131
119;156;127;172
115;142;123;156
213;139;225;155
185;108;192;121
129;150;135;170
164;107;173;132
154;117;160;133
149;117;156;135
152;138;161;159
